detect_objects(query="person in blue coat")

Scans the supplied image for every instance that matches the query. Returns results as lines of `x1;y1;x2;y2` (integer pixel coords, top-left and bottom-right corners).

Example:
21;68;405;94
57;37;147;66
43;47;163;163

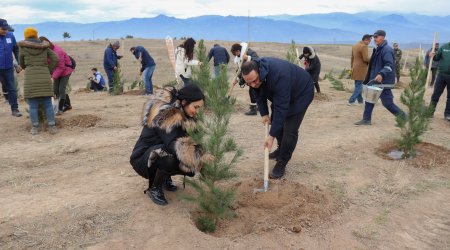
207;44;230;78
355;30;405;125
241;57;314;179
103;41;122;94
0;19;22;117
130;46;156;95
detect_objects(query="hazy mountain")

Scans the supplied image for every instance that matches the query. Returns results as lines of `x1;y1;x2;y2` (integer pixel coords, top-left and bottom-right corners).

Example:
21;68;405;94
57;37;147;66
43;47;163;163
10;12;449;45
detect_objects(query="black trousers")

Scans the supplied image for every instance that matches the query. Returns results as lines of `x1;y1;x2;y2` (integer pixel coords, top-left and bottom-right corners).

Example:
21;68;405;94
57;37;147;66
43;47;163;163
431;73;450;116
249;88;257;104
430;68;438;86
273;85;314;167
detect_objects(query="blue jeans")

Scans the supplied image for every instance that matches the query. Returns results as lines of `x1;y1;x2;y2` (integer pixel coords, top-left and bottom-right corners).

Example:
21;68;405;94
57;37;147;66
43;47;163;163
348;80;363;103
142;65;156;94
0;68;18;110
214;64;227;79
180;75;191;86
104;68;114;92
363;89;404;121
28;97;55;127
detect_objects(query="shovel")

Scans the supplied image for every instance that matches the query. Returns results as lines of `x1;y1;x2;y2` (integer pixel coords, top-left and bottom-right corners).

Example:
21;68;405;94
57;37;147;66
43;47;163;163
254;122;270;193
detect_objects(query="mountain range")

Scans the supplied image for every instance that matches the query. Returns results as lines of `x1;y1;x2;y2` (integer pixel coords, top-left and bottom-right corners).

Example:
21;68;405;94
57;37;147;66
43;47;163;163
10;12;449;46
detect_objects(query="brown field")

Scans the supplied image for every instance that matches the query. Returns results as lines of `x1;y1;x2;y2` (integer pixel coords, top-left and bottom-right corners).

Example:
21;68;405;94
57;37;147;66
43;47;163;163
1;39;450;249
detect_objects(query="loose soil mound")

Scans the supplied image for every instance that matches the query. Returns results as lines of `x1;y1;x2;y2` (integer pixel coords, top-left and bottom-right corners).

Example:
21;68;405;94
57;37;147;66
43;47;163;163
124;89;145;95
376;141;450;168
212;178;343;238
314;92;330;101
58;114;101;128
74;87;91;94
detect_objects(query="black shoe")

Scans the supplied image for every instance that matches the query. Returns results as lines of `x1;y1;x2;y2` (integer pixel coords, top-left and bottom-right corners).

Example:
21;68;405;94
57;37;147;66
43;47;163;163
63;106;72;112
244;105;257;116
164;176;178;192
269;148;280;160
11;109;22;117
269;163;286;179
354;119;371;125
148;187;168;206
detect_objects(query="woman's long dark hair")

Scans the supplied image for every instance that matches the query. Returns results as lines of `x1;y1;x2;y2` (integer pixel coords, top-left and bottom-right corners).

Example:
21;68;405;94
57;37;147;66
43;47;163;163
38;36;54;49
180;38;196;61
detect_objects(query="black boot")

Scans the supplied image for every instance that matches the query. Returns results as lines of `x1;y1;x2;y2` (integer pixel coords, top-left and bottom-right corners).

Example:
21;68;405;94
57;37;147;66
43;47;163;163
269;162;286;179
63;94;72;112
269;148;280;160
57;99;65;115
164;176;178;192
148;170;168;205
244;105;257;116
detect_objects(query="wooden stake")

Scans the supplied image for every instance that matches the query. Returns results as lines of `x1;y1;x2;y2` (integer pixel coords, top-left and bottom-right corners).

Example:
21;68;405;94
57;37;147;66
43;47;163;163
426;32;438;87
402;50;409;72
295;48;302;67
263;122;269;192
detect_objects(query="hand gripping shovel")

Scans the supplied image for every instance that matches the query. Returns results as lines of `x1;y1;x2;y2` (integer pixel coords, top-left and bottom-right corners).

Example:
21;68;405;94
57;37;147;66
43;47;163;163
254;122;270;193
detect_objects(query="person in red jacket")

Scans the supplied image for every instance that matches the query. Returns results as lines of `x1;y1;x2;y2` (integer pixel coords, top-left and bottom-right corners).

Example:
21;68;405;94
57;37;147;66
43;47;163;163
39;36;73;114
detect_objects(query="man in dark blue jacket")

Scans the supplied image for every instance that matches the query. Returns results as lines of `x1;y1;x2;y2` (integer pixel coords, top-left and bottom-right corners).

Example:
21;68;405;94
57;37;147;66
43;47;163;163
241;57;314;179
130;46;156;95
355;30;405;125
103;41;121;94
207;44;230;78
0;19;22;117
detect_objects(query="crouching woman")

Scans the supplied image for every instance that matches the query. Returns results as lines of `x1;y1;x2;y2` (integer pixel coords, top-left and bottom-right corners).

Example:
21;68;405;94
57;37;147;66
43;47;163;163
130;84;211;206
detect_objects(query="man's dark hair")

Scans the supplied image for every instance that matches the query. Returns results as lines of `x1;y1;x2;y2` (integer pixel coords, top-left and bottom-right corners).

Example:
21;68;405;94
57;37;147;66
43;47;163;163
91;67;98;71
241;61;259;76
130;47;136;52
231;43;242;54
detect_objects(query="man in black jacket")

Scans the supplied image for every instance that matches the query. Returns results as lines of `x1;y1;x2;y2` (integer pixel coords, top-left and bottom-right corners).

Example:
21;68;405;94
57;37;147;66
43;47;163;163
208;44;230;78
241;57;314;179
299;46;321;93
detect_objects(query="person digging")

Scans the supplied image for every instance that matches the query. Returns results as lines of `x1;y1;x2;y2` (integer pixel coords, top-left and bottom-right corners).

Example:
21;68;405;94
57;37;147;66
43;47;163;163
241;58;314;179
130;84;213;205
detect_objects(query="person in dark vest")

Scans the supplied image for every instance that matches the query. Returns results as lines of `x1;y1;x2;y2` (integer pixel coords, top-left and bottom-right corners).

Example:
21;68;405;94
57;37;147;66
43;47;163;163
130;84;212;205
299;46;321;93
241;57;314;179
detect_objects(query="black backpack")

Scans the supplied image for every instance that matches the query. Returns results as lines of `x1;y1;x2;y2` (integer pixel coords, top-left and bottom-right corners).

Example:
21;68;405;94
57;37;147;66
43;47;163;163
66;55;76;69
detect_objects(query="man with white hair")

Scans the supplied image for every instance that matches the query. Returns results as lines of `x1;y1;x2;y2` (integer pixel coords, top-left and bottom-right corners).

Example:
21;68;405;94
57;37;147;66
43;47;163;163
103;40;122;94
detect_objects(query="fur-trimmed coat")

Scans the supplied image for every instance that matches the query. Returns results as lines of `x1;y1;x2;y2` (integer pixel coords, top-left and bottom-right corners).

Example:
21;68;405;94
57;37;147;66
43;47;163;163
130;88;208;177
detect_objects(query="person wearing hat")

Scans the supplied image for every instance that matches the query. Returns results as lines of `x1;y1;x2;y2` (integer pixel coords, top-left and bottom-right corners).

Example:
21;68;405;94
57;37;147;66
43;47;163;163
103;40;122;94
348;34;372;105
299;46;321;93
393;42;402;83
130;84;212;205
425;43;439;87
429;41;450;121
18;27;59;134
355;30;405;125
0;18;23;117
241;57;314;179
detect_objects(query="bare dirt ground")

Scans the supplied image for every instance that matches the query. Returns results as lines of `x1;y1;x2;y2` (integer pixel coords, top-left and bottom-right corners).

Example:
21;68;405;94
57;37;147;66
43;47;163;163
1;39;450;250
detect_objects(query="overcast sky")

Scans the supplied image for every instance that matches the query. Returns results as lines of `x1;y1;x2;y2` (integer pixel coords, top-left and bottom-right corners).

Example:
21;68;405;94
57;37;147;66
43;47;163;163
2;0;449;24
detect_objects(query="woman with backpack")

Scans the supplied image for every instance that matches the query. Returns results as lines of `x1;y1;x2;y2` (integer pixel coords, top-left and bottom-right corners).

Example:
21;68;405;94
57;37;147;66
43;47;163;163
130;84;212;206
39;36;74;115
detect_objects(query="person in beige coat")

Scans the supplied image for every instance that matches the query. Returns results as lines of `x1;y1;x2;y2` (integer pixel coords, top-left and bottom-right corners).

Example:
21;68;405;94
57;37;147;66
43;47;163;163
348;34;372;105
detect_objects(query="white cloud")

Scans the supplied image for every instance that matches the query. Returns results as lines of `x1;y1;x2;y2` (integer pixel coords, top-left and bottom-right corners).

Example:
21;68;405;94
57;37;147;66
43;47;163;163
2;0;450;24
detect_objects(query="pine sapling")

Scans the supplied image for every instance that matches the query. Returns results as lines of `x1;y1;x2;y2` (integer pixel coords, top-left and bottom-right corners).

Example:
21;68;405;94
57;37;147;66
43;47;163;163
112;63;125;95
183;40;241;233
395;58;434;158
286;40;300;65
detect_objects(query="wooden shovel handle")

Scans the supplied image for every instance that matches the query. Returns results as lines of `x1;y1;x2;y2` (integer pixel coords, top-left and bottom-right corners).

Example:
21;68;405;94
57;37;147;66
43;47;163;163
264;123;269;183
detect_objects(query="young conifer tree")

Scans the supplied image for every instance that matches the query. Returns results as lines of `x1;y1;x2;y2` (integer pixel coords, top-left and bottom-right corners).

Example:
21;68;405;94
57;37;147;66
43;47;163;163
395;58;434;158
184;40;242;233
112;63;125;95
286;40;300;65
